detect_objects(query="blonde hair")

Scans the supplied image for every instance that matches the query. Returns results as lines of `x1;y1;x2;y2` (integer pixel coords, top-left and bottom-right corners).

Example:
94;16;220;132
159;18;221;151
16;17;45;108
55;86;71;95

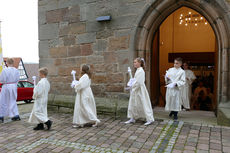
39;67;48;76
6;58;14;65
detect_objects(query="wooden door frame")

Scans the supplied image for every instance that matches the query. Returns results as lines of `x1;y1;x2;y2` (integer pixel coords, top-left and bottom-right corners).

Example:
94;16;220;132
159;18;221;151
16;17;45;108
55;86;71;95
150;30;160;107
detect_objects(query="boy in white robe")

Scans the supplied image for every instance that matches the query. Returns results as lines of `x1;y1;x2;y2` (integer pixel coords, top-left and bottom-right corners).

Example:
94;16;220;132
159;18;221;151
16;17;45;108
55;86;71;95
73;65;100;128
181;62;196;110
28;67;52;130
165;57;186;120
125;57;154;126
0;58;20;123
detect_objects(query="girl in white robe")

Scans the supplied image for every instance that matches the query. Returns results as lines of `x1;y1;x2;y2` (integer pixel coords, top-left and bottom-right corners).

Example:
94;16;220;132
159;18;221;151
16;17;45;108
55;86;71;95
0;58;20;123
181;62;196;110
165;58;186;120
73;65;100;127
125;57;154;126
28;67;52;130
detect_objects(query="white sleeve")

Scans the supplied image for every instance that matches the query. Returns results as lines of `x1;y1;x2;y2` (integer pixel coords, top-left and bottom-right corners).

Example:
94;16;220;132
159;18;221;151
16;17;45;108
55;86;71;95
176;71;186;89
75;75;89;92
15;70;20;82
165;70;170;84
132;70;145;91
188;71;196;85
33;82;43;99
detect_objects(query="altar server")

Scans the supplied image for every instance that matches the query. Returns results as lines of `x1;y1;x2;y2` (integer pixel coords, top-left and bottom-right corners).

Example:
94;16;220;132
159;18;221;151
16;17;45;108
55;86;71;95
165;57;186;120
181;62;196;110
73;65;100;127
125;57;154;126
28;67;52;130
0;58;20;123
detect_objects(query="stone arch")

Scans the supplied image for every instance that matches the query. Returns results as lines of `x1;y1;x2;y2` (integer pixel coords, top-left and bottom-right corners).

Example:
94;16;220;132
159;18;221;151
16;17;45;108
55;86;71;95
134;0;230;107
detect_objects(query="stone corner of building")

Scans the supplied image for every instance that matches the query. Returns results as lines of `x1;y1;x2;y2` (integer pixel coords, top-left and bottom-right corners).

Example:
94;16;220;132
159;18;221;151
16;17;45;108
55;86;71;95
217;102;230;126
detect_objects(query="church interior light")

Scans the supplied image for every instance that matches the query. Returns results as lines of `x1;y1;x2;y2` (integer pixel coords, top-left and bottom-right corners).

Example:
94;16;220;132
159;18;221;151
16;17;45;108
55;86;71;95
179;11;208;26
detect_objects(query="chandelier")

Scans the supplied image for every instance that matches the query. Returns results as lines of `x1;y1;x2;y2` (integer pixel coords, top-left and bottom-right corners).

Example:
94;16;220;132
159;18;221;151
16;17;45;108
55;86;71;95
179;12;208;26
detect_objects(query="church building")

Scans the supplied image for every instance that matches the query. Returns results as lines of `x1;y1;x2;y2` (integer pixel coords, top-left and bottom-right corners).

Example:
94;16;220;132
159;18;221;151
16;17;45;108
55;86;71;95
38;0;230;126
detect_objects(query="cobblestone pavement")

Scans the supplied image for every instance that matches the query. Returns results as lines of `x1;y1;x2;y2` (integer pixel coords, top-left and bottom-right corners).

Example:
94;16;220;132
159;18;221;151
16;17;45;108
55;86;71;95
0;107;230;153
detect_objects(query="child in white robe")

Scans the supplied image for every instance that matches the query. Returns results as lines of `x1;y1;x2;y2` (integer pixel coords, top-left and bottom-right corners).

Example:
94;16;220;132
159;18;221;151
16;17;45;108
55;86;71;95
28;67;52;130
0;58;20;123
165;57;186;120
125;57;154;126
181;62;196;110
73;65;100;127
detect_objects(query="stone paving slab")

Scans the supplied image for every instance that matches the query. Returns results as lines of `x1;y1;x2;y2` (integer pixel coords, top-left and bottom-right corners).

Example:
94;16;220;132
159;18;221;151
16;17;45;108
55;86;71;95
0;111;230;153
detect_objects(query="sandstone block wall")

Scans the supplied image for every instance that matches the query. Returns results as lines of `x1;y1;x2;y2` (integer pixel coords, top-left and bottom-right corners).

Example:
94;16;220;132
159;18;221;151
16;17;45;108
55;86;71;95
38;0;151;97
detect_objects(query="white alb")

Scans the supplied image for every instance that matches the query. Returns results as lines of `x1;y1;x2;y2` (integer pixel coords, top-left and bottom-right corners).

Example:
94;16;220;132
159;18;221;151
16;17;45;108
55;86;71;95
165;67;186;112
127;67;154;123
0;67;20;117
28;78;50;123
73;74;100;126
181;70;196;109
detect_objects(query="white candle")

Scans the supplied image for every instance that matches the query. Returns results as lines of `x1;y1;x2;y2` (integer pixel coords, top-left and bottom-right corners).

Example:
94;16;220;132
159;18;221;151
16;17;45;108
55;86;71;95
32;76;36;86
71;70;76;81
128;67;133;78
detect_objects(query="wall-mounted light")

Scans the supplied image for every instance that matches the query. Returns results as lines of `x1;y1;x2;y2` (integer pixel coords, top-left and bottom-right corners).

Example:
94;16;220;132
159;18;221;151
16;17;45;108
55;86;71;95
96;16;112;22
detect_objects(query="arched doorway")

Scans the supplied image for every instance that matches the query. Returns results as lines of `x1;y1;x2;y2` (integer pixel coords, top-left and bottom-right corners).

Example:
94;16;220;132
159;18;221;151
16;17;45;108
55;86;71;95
153;7;218;112
134;0;230;124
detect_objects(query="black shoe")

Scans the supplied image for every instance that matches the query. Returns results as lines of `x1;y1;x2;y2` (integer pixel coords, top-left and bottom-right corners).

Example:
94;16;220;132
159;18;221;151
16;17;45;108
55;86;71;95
173;115;178;120
11;116;21;121
173;112;178;120
0;117;4;123
33;123;44;130
169;111;173;117
45;120;52;130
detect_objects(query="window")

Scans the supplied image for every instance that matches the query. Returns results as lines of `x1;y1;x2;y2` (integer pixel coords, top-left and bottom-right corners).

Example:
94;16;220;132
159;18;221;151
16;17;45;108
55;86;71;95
17;82;23;88
18;60;28;80
21;81;34;88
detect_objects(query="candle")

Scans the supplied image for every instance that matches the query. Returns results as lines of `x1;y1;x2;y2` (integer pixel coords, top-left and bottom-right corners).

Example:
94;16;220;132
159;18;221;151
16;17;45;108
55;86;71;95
128;67;133;78
71;70;76;81
32;76;36;86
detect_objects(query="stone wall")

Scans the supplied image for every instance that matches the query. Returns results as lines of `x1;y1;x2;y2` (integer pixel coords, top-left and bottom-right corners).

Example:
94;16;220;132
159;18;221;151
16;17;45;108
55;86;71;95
38;0;153;98
39;0;230;125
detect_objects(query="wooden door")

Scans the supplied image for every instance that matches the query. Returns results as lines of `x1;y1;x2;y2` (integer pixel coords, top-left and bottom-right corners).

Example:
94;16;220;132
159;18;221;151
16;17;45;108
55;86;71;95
150;30;160;107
